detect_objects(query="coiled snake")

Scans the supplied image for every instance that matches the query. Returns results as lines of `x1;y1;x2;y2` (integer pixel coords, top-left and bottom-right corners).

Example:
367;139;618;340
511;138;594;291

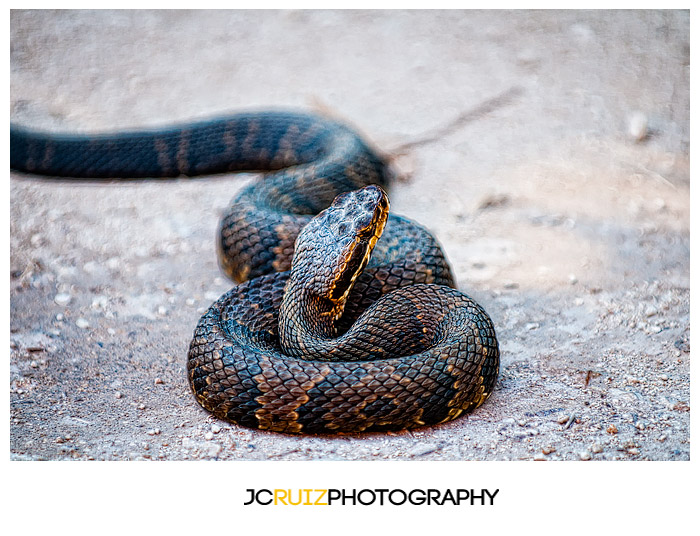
10;110;499;434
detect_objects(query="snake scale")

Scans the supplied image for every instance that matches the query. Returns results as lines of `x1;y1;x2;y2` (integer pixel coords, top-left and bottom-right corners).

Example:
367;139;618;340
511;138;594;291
10;110;499;434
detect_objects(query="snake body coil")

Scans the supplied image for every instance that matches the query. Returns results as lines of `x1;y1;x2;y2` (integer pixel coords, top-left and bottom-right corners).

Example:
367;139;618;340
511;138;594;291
10;110;499;434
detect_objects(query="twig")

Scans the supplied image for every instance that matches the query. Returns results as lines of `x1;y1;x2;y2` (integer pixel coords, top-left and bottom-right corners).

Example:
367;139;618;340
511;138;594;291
634;163;677;190
391;86;524;153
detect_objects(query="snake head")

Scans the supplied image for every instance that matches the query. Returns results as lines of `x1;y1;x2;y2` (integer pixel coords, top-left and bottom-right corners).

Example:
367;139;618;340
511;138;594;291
287;185;389;312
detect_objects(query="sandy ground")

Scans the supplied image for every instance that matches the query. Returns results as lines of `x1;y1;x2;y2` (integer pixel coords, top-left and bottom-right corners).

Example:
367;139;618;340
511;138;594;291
10;10;689;462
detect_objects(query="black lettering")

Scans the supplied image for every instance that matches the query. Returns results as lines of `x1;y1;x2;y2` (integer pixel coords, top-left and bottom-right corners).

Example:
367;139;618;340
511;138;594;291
456;489;470;504
441;489;456;505
256;489;273;505
327;489;341;505
388;489;407;505
408;489;426;505
427;488;442;505
341;488;357;505
485;489;499;505
470;489;487;505
357;489;375;505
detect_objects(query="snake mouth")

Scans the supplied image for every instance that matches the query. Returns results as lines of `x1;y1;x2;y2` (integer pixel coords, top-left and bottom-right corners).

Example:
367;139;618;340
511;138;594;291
329;238;370;303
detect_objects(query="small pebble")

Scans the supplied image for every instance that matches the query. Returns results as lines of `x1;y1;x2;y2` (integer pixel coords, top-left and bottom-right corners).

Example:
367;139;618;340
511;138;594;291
204;431;214;440
30;233;43;247
211;424;221;434
137;403;146;410
115;391;123;399
579;451;591;461
557;414;569;425
628;447;640;456
525;323;540;331
568;274;578;285
75;318;90;329
660;374;668;381
590;443;603;454
607;424;618;434
627;111;648;142
91;296;108;310
206;443;223;457
542;445;556;455
154;377;164;385
408;443;440;457
147;428;161;436
54;293;71;306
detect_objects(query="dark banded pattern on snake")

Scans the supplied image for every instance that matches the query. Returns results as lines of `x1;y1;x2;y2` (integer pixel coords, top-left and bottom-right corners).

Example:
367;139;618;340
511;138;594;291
10;110;499;434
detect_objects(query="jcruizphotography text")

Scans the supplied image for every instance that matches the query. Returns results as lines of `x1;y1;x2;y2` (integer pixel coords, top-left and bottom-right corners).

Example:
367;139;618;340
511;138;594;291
244;488;499;506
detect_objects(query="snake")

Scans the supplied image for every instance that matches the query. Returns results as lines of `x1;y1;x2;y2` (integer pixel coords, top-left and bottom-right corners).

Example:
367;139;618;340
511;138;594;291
10;110;499;434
